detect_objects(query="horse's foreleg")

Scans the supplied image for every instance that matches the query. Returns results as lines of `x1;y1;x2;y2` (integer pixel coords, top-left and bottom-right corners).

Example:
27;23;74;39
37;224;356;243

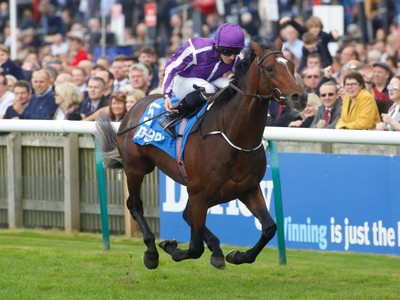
126;175;159;269
159;199;206;263
226;186;276;265
182;207;225;269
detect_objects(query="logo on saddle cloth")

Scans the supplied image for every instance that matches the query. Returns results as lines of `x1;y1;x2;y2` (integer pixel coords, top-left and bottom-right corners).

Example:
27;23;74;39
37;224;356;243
135;123;164;143
133;97;207;175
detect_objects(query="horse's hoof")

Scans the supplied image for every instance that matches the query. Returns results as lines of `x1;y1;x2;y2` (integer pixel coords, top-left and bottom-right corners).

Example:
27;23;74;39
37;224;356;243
210;256;226;269
158;240;178;254
226;250;255;265
142;250;159;269
226;250;243;265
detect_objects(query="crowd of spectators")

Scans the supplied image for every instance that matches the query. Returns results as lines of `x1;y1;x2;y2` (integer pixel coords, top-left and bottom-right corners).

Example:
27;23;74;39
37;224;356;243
0;0;398;132
272;2;400;131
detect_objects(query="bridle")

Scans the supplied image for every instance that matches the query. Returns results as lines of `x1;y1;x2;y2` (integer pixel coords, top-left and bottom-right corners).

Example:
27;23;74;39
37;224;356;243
204;49;288;152
228;50;286;105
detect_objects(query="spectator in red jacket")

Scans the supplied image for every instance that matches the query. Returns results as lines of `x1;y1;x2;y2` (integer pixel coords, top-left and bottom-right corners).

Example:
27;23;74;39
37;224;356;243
67;31;89;67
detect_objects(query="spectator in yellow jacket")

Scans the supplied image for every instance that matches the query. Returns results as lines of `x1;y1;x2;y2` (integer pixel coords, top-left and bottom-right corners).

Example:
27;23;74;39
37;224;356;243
336;72;380;129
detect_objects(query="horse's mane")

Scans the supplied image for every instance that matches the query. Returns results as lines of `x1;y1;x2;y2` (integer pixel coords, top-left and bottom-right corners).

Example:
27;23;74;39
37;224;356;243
231;48;254;86
232;43;274;86
213;43;273;104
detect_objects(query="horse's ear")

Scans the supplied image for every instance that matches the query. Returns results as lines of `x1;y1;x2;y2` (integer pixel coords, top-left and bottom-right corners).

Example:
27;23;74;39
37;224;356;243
274;38;283;51
251;41;264;57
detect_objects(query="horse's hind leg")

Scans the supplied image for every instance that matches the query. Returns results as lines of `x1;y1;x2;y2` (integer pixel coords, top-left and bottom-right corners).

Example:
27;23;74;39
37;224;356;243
126;171;159;269
226;186;276;265
182;207;225;269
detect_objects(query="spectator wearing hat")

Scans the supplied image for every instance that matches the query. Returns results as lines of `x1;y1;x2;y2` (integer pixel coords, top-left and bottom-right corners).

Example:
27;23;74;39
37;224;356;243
361;61;393;115
279;23;303;61
370;61;392;101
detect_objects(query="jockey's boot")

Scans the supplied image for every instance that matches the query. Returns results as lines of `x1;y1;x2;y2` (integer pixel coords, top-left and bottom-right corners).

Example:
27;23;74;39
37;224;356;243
158;89;206;138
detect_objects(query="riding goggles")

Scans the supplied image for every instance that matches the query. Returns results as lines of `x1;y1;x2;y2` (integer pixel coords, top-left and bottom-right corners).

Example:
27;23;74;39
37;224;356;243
217;46;242;56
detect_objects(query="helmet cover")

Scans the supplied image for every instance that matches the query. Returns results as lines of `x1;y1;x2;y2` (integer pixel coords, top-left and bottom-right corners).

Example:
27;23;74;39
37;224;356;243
213;23;245;49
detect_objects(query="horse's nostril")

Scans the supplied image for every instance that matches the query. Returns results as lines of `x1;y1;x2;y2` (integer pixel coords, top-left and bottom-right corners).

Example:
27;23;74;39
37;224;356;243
291;93;307;110
291;93;301;102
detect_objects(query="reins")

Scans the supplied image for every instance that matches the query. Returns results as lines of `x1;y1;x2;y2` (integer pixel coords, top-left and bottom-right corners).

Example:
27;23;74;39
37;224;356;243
228;82;273;100
116;109;169;136
203;49;286;152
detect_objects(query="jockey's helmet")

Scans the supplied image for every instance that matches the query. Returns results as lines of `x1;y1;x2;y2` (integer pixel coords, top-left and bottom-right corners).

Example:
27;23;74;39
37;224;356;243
213;23;245;56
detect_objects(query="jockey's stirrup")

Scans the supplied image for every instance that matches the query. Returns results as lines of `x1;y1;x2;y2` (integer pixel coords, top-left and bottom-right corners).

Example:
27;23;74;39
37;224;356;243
158;112;180;138
158;89;206;138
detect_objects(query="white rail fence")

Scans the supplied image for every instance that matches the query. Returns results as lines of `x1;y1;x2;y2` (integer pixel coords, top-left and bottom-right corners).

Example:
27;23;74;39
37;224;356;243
0;120;399;145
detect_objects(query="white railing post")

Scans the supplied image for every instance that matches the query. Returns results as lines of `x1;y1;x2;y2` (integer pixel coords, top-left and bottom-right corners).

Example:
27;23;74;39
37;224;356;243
63;133;80;232
7;133;22;228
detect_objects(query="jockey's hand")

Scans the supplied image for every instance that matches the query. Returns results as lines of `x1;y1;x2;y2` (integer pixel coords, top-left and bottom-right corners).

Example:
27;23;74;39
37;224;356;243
164;96;178;113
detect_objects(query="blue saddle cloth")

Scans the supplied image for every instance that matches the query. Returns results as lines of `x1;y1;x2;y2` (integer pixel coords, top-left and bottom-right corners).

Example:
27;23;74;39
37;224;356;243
133;96;207;160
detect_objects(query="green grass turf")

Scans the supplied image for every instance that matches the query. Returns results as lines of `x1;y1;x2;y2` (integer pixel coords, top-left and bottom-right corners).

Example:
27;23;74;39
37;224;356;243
0;229;399;300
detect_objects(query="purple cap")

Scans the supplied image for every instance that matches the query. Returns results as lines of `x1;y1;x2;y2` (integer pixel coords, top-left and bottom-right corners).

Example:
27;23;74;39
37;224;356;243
213;23;245;49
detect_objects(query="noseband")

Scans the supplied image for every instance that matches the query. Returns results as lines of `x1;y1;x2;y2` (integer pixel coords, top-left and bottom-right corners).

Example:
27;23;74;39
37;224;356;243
257;50;286;104
229;50;286;105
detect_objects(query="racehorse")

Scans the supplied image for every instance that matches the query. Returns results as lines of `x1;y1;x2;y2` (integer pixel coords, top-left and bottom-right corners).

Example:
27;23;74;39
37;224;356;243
96;39;307;269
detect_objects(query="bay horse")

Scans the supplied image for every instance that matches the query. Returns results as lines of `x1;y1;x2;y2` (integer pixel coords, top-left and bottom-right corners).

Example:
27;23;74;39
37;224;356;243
96;40;307;269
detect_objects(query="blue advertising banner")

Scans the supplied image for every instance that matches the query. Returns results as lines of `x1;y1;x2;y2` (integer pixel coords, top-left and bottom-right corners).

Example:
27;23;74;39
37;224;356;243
159;153;400;255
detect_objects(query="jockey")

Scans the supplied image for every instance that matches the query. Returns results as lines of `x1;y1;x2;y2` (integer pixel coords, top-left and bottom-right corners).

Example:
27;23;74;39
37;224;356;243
158;23;245;137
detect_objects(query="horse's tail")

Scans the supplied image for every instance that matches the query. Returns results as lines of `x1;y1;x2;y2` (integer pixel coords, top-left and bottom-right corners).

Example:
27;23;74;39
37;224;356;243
95;115;123;170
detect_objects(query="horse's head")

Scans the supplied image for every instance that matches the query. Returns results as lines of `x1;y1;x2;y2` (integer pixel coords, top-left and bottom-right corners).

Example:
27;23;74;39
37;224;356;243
250;39;307;112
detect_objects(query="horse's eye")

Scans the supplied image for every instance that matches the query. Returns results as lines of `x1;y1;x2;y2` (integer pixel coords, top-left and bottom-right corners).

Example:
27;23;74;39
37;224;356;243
266;66;274;73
